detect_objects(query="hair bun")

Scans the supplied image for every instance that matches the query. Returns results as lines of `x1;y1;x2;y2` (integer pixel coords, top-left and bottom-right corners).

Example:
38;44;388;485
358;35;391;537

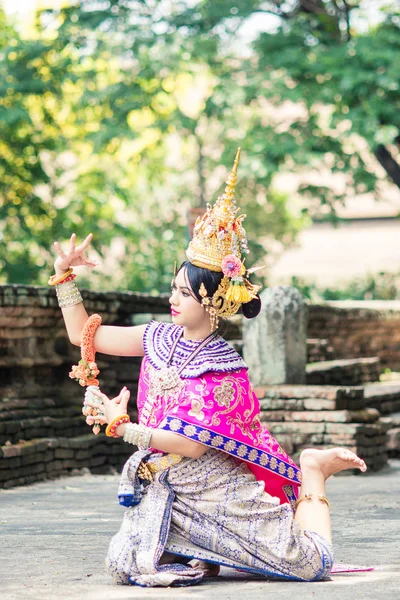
241;296;261;319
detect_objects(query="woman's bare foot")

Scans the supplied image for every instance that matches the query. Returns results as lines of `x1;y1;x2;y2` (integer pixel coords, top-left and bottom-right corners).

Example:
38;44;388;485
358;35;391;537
300;447;367;480
159;551;191;566
190;560;220;577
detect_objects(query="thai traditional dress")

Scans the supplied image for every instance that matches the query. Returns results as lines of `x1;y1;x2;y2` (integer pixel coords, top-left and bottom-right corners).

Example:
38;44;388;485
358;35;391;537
106;321;333;587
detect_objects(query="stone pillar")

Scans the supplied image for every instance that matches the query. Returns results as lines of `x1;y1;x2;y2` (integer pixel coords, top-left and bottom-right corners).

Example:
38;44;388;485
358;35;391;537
243;286;307;385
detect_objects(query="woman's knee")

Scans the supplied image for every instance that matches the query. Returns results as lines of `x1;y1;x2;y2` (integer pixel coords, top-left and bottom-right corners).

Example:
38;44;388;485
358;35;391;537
301;533;334;581
105;536;137;584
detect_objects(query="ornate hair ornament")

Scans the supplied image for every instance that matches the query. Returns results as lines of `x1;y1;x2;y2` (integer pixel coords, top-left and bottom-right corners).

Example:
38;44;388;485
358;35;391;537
186;148;261;329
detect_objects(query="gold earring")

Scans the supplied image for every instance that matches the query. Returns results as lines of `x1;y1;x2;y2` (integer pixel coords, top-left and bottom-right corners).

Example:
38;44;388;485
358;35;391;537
208;307;219;331
199;283;218;331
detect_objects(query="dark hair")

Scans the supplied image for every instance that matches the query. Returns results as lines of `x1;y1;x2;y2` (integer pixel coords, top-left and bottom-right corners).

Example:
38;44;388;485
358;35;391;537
176;261;261;319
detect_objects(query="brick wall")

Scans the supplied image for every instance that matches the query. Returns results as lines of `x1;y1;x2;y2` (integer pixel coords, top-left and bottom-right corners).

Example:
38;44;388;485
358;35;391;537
0;285;171;488
0;285;241;488
2;288;399;488
308;301;400;369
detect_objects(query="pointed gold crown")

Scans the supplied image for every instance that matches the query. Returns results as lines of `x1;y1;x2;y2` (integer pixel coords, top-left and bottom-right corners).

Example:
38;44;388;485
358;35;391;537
186;148;249;272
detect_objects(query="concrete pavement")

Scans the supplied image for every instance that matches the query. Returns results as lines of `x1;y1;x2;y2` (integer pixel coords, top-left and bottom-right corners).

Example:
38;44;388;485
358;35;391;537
1;461;400;600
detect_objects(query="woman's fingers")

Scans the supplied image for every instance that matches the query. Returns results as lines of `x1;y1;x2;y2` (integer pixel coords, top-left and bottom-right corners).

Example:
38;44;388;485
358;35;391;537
84;400;105;411
54;234;96;268
113;387;127;405
53;241;67;259
69;232;76;254
81;256;98;268
91;389;110;402
75;237;93;260
77;233;93;253
121;390;131;412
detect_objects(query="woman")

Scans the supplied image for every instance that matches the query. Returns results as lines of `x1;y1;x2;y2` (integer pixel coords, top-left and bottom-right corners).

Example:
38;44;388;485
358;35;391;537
52;151;366;587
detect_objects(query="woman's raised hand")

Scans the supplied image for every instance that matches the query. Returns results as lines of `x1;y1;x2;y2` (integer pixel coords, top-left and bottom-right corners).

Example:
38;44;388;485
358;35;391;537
53;233;98;274
86;387;131;426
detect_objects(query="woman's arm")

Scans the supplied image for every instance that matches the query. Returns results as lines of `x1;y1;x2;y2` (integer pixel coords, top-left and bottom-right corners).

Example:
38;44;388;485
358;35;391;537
88;388;207;459
123;426;207;459
53;233;146;357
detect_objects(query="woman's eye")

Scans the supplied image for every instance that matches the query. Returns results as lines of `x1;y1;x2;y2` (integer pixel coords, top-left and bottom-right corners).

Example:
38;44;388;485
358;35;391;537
182;291;190;297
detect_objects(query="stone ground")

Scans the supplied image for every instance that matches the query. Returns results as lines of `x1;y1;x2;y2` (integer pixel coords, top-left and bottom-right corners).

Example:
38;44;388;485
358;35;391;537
1;461;400;600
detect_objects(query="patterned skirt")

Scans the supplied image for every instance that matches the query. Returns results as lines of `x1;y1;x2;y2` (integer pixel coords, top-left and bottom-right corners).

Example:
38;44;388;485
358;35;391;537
106;448;333;587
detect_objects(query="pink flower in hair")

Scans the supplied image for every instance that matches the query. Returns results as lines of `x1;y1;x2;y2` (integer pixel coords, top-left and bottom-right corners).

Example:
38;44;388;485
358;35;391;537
221;254;242;278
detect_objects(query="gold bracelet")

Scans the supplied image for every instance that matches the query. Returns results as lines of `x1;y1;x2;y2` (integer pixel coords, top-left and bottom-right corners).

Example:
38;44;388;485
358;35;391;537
294;492;312;510
294;493;330;510
48;268;73;286
317;494;330;508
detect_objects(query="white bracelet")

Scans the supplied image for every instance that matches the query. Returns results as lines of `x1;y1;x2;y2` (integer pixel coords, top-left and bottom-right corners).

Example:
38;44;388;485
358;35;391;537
123;423;153;450
55;280;83;308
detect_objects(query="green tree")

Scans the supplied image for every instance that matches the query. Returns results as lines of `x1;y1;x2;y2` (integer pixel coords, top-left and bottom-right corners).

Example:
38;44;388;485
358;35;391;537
2;1;396;290
169;0;400;214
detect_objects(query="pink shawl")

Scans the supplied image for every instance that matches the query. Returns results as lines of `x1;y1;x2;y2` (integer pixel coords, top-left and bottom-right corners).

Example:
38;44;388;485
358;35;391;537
137;321;302;505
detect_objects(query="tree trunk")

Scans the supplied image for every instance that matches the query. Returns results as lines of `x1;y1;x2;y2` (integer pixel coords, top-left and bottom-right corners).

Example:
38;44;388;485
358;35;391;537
374;144;400;189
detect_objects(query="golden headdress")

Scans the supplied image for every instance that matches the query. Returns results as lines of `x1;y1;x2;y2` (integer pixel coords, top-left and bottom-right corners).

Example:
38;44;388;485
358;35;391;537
186;148;261;329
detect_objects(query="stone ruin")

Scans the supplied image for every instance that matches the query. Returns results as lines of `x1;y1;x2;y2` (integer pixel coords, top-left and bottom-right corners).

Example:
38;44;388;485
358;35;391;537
243;288;400;471
1;284;400;488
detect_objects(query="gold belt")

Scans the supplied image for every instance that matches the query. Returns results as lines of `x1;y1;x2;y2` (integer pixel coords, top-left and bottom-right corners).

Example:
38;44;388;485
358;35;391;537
137;453;183;482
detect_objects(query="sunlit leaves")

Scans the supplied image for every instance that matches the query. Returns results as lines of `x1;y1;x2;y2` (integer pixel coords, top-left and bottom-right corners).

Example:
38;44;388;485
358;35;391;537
1;1;398;287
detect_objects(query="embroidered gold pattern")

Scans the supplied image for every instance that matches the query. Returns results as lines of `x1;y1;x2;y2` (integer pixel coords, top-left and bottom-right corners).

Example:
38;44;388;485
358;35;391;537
250;415;261;430
214;379;235;408
283;484;297;511
211;435;224;447
237;444;248;457
211;375;247;430
169;418;182;432
270;457;277;470
224;440;237;452
248;449;258;461
147;453;183;473
198;430;211;443
183;425;196;437
187;397;206;421
160;416;302;485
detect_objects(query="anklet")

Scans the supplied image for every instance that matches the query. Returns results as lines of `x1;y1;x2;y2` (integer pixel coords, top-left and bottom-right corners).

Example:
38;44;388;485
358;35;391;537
317;494;330;508
294;492;312;509
294;493;330;510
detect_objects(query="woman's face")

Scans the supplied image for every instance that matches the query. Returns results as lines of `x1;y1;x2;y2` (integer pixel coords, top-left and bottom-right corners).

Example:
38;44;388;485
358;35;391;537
169;267;210;331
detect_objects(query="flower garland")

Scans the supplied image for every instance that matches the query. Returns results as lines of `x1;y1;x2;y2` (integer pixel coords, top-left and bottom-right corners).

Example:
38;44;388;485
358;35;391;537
70;313;103;434
69;314;102;386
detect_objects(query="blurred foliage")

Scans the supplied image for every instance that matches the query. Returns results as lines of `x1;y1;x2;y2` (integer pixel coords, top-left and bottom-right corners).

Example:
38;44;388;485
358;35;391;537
0;1;399;291
292;271;400;302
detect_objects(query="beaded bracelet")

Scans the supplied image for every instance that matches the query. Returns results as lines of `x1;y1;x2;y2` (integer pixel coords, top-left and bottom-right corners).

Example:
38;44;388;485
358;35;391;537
58;273;76;285
48;268;73;286
105;414;131;438
123;422;153;449
56;280;83;309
